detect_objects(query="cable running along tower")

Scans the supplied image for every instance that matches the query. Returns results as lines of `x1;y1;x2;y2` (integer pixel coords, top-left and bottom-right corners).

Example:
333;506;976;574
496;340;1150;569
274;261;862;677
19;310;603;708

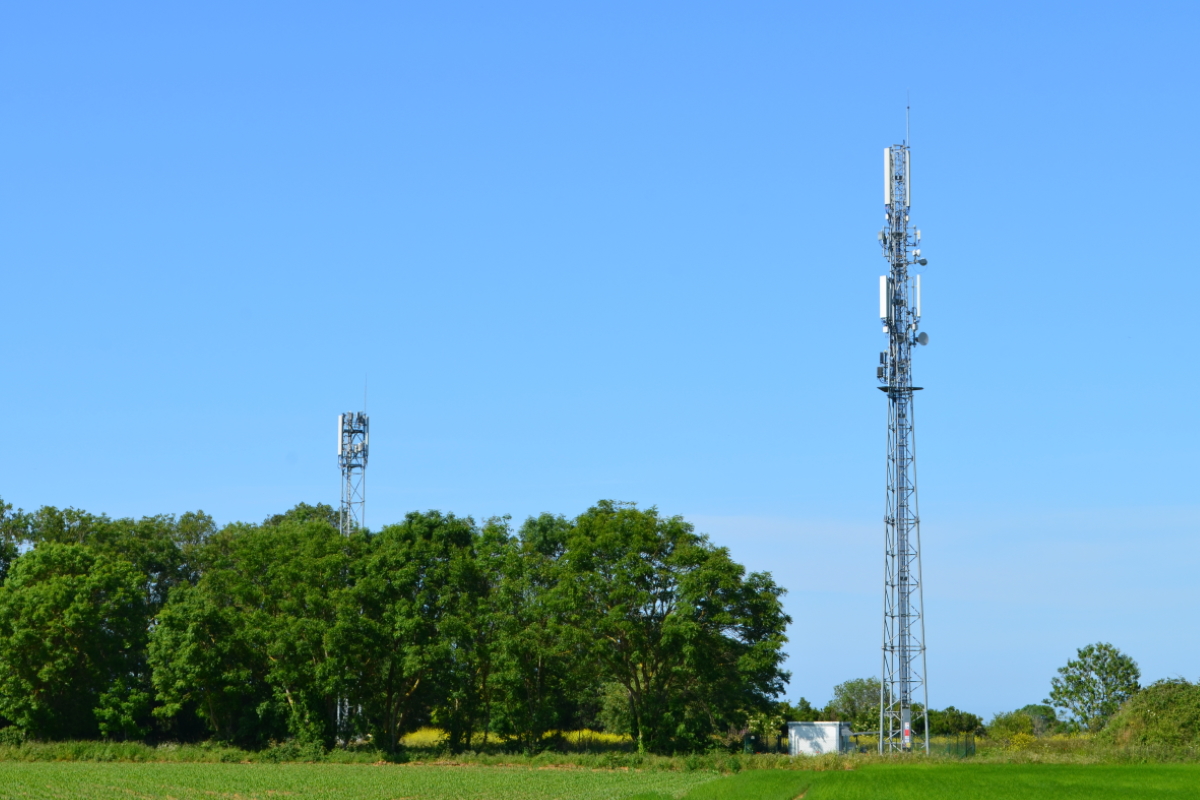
877;135;929;753
338;411;369;535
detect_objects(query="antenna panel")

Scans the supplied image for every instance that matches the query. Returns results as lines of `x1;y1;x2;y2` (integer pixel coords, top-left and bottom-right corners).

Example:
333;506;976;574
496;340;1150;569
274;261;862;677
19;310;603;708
338;414;344;455
880;276;888;319
915;274;921;318
884;148;893;205
905;150;911;206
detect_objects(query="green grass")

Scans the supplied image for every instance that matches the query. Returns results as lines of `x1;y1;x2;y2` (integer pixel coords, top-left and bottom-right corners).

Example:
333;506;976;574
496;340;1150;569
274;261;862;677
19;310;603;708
0;740;808;772
802;763;1200;799
0;762;719;800
2;760;1199;800
628;769;813;800
643;764;1200;799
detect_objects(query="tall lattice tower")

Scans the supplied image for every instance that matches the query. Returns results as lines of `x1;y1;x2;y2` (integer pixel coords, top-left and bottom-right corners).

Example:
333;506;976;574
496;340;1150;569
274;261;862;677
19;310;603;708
338;411;369;535
876;137;930;753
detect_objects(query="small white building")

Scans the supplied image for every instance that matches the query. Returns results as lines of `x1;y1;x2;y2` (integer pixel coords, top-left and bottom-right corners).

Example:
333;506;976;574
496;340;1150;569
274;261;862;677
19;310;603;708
787;721;853;755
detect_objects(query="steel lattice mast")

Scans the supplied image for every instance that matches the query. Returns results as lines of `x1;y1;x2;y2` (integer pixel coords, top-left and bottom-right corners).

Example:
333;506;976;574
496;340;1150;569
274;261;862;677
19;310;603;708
338;411;369;535
336;411;369;739
877;138;929;754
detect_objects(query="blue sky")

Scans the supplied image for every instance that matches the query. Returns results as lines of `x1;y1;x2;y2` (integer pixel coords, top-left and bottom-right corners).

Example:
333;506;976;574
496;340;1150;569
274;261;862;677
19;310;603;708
1;1;1196;719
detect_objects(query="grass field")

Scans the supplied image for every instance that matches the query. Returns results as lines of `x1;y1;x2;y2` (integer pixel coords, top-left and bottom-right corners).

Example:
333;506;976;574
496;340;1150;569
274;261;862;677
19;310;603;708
804;764;1200;799
2;762;1199;800
0;762;715;800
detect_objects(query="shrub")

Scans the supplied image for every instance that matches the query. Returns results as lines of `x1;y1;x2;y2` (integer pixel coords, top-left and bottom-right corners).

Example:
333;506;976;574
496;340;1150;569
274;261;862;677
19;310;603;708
987;705;1066;738
987;710;1033;738
1008;732;1037;751
0;727;26;746
927;706;984;736
1102;679;1200;747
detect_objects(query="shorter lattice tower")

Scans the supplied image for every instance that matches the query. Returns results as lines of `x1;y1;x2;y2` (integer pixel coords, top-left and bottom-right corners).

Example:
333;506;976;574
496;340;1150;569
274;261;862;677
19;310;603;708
338;411;369;535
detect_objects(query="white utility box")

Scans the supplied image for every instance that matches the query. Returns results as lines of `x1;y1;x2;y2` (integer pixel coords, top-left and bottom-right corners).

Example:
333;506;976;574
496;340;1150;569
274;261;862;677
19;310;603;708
786;721;853;755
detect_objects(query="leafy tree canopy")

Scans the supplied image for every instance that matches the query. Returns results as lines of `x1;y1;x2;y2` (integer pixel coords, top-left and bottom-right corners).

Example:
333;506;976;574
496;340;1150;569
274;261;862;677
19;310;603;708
0;498;21;586
776;697;820;724
151;511;358;748
926;706;984;736
0;543;149;739
1;498;792;753
1046;642;1140;731
1;503;214;609
561;501;791;753
823;677;880;731
262;502;340;530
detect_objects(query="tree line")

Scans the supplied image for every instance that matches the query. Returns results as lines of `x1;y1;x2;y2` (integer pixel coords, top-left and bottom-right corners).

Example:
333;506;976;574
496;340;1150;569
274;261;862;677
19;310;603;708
988;642;1145;737
0;498;790;754
779;678;984;738
779;641;1148;741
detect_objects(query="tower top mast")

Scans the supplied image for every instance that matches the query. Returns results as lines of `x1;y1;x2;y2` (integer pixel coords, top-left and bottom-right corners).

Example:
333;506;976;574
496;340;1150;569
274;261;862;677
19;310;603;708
338;411;369;535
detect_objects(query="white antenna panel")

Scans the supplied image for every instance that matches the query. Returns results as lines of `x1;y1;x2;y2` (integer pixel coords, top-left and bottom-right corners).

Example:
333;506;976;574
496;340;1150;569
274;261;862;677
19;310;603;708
905;150;911;206
884;148;893;205
338;414;344;455
915;275;921;318
880;276;888;320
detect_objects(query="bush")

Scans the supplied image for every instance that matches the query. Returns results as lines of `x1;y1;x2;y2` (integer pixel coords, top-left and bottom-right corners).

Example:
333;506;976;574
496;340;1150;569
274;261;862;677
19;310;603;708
1008;732;1037;751
987;710;1033;738
1103;679;1200;747
987;705;1066;738
927;706;984;736
260;739;328;763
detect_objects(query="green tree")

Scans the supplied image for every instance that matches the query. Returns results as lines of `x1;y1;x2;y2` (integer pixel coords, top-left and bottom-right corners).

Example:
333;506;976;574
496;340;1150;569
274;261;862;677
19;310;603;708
987;709;1034;738
489;514;584;751
150;511;356;747
986;704;1064;738
435;516;509;752
926;706;984;735
149;580;276;744
225;518;354;746
347;510;478;751
1017;704;1064;736
777;697;819;723
824;678;881;731
262;503;341;530
561;501;790;753
0;544;148;739
0;498;22;586
1046;642;1140;731
13;505;214;610
597;681;634;734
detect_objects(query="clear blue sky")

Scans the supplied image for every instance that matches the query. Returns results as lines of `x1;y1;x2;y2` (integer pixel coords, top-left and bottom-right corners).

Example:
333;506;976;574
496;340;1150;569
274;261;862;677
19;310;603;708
2;1;1196;720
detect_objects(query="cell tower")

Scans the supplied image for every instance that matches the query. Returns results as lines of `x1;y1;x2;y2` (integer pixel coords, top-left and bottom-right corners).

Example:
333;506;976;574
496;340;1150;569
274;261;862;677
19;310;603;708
338;411;369;535
876;133;930;753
